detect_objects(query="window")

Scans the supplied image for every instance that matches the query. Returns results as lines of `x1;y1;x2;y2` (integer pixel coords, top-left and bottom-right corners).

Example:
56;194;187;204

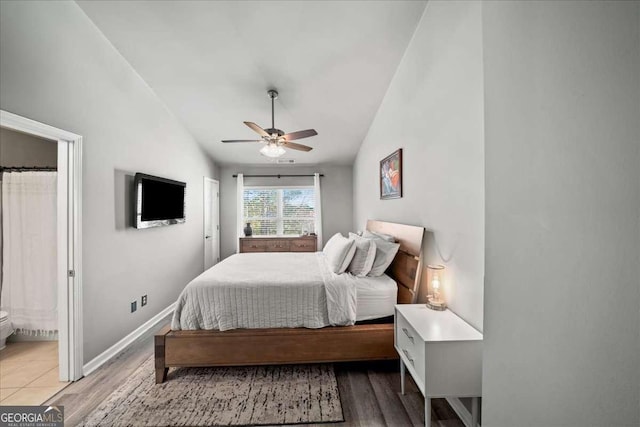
243;187;316;236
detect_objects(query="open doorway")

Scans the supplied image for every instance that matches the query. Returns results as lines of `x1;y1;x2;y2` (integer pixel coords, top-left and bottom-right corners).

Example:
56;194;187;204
0;111;82;405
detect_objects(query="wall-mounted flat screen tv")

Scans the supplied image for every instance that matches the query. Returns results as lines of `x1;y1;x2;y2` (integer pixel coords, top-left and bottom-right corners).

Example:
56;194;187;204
134;173;186;229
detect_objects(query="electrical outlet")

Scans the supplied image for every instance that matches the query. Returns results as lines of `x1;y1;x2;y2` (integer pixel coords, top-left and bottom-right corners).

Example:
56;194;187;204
131;301;137;313
141;295;147;307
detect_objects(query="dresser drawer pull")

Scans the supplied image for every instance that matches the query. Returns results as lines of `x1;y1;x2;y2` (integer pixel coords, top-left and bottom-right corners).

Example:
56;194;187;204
402;328;414;343
402;349;414;366
250;245;258;248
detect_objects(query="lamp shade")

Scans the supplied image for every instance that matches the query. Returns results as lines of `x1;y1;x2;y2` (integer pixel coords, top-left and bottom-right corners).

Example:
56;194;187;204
260;143;286;158
426;264;446;311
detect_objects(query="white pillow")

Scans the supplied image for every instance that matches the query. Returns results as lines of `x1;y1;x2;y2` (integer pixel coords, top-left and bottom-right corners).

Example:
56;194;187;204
367;238;400;277
340;242;357;273
363;230;396;242
347;233;378;277
323;233;356;274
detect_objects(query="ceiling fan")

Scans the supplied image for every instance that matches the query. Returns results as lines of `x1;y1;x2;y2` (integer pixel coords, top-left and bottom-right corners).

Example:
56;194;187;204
222;89;317;158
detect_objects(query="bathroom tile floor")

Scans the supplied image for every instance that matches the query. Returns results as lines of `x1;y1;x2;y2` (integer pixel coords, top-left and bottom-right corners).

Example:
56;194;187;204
0;341;69;405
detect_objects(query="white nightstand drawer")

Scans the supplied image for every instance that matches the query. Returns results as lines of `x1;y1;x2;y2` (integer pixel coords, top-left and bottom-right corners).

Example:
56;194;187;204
396;312;425;385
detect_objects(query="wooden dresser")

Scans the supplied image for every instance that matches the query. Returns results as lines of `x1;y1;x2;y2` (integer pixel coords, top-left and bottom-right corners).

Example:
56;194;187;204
239;235;317;253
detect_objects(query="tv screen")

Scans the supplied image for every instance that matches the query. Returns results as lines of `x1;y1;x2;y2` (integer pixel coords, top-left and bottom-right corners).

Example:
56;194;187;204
134;173;186;229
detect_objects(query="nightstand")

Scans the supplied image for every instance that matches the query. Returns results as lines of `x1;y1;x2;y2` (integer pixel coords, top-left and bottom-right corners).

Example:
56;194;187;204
395;304;483;427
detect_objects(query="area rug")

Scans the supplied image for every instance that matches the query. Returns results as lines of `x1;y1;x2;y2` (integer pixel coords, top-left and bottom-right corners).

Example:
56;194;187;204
81;357;344;426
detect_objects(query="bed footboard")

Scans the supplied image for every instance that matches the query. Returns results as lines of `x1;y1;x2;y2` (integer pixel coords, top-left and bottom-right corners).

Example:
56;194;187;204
154;323;396;384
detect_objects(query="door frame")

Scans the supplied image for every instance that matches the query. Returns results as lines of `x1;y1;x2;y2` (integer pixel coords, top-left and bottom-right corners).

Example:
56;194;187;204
203;177;220;270
0;110;83;381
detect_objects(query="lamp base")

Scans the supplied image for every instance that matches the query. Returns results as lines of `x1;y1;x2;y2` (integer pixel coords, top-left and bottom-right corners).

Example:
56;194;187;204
426;297;447;311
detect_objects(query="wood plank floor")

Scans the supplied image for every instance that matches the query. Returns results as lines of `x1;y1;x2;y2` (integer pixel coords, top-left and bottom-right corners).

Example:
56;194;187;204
46;317;464;427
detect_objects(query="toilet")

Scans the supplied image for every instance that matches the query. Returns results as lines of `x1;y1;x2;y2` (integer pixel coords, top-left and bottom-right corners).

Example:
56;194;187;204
0;311;13;350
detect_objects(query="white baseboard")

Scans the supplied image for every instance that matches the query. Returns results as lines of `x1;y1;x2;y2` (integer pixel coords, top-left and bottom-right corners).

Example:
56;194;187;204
83;303;175;377
447;397;473;427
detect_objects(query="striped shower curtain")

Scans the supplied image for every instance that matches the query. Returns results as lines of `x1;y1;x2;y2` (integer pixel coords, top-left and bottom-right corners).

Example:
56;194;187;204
1;171;57;336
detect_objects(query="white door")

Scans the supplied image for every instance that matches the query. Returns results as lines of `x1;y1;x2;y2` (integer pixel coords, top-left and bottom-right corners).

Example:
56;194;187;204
203;178;220;270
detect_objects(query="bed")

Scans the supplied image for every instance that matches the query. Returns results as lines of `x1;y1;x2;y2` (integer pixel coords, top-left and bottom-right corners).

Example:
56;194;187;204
155;220;424;383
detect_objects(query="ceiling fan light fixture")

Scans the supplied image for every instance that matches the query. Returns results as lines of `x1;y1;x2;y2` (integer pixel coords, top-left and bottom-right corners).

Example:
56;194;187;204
222;89;317;158
260;143;286;158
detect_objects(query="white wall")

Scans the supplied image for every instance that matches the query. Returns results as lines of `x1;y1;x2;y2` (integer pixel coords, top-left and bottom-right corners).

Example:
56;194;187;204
0;1;218;361
482;1;640;425
219;164;352;259
353;1;485;330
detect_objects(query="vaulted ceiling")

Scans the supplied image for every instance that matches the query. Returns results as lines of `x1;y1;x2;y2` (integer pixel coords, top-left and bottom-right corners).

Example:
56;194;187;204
77;1;426;165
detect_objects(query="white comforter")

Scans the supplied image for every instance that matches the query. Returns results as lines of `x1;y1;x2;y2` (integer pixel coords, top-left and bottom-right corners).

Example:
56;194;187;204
171;252;358;331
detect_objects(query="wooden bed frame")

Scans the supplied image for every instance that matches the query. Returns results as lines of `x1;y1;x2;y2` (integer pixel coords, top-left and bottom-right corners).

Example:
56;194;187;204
155;220;425;383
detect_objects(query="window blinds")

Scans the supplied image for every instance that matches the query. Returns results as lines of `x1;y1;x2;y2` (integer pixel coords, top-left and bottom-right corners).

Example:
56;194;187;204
243;187;315;236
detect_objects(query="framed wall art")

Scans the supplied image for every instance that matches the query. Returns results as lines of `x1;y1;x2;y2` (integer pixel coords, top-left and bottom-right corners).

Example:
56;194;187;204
380;148;402;200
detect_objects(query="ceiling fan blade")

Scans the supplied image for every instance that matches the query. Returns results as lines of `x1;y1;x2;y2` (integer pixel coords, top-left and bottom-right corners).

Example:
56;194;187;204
244;121;270;138
284;141;313;152
221;139;263;143
283;129;318;141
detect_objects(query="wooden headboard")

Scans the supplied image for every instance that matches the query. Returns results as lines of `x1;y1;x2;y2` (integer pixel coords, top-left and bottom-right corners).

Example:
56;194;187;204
366;220;424;304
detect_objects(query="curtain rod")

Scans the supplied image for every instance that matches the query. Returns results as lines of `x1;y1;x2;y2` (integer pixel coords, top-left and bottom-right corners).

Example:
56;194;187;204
1;166;57;172
232;174;324;178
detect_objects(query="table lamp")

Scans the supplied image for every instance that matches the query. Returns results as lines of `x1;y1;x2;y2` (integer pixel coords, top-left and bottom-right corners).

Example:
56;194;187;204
426;264;447;311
